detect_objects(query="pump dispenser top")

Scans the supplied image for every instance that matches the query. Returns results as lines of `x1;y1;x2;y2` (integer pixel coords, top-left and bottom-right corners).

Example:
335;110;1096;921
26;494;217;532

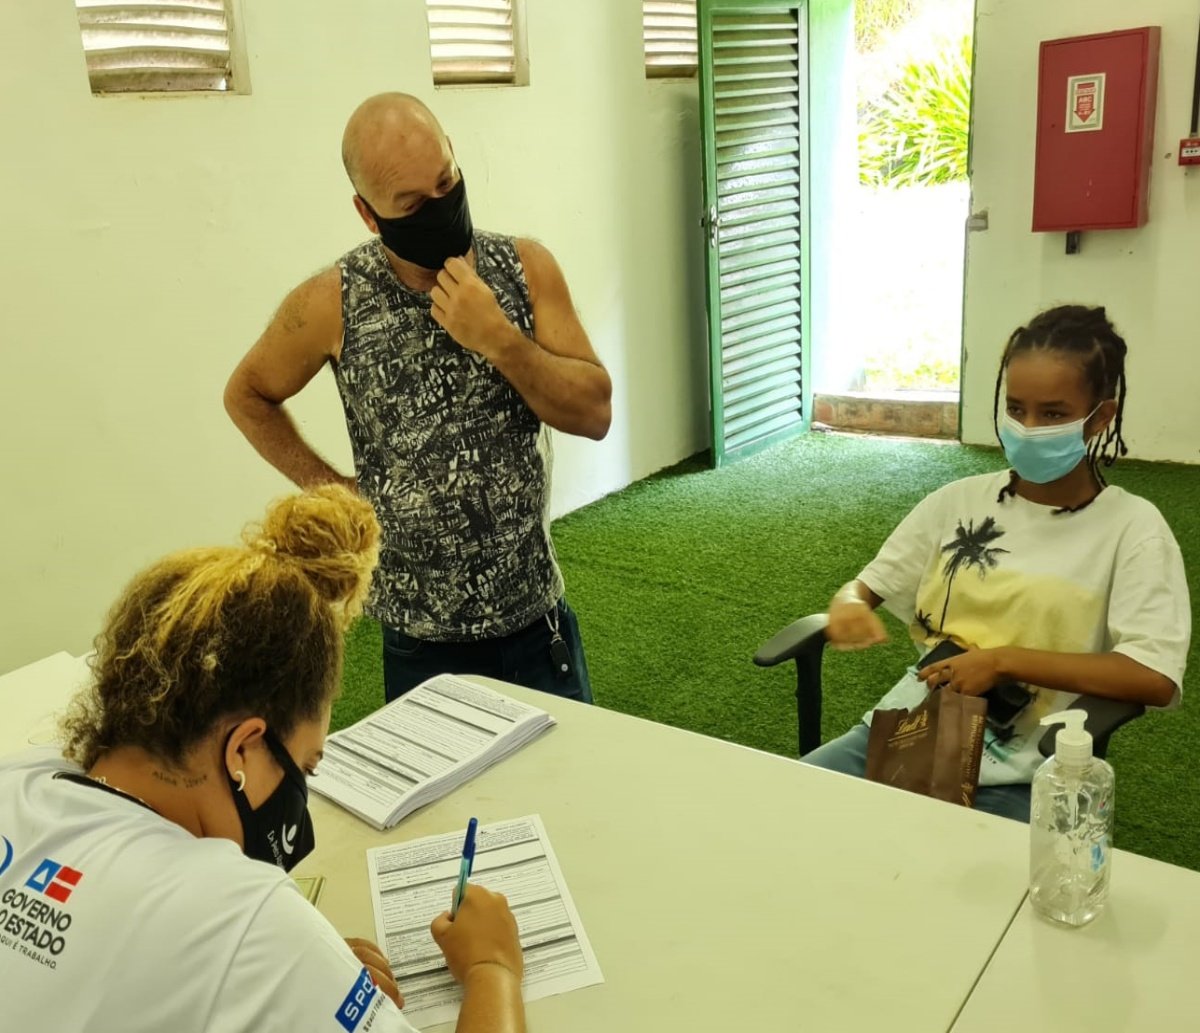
1040;711;1093;767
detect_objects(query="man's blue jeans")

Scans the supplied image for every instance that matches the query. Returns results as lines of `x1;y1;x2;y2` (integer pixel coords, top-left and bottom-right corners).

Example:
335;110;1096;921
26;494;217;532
381;597;594;705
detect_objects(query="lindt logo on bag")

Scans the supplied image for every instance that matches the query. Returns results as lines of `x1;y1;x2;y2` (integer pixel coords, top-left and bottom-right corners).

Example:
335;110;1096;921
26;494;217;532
893;710;929;739
867;688;987;808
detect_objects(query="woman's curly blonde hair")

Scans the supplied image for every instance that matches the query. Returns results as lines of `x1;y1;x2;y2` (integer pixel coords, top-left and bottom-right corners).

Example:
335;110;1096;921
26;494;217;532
62;485;380;769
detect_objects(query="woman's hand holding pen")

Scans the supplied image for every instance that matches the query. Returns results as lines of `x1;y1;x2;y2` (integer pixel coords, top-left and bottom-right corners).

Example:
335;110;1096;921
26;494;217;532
431;884;524;985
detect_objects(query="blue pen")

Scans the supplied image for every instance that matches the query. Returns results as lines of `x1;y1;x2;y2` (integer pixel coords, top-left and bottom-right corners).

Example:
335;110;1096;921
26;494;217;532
450;817;478;919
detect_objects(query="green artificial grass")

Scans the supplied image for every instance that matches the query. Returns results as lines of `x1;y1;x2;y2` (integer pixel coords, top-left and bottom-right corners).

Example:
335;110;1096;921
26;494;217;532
335;433;1200;871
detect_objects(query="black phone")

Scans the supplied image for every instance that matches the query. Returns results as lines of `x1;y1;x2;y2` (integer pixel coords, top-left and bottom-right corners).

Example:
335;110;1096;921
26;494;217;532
917;639;1033;736
918;639;968;670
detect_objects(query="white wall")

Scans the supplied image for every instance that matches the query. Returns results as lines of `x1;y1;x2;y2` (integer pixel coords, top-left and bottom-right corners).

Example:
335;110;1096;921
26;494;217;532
0;0;708;673
964;0;1200;460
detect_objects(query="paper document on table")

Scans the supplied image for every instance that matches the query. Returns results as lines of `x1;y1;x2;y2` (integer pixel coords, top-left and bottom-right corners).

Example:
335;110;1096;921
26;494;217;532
292;875;325;907
367;814;603;1027
310;675;555;829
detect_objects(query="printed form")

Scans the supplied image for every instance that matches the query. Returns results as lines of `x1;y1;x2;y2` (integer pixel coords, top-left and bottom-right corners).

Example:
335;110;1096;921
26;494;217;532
367;815;603;1027
311;676;555;829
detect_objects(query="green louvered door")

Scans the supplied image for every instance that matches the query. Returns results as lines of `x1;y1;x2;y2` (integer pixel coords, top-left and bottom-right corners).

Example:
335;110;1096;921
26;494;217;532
699;1;809;466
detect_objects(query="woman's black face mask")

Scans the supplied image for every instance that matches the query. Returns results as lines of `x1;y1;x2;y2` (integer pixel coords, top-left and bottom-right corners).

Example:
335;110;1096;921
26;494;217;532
227;727;315;872
361;174;474;270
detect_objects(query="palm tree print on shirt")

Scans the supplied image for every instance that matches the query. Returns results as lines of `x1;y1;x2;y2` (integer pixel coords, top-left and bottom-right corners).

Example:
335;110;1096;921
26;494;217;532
938;517;1009;632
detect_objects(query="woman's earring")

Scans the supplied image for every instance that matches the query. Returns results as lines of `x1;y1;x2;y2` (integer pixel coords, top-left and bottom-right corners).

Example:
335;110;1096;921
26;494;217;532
234;770;247;793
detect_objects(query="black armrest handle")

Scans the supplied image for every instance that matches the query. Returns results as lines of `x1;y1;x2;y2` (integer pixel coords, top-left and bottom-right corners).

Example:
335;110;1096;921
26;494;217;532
754;613;830;756
754;614;830;667
1037;695;1145;760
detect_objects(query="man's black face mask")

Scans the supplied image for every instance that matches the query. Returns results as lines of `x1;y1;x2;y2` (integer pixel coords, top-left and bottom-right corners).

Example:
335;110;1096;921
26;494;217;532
361;174;474;271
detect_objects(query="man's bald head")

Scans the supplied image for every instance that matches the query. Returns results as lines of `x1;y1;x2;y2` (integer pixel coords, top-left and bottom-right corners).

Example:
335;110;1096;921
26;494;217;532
341;93;454;213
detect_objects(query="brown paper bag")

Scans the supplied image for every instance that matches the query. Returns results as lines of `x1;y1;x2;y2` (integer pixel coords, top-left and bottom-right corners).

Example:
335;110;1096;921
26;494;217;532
866;688;987;807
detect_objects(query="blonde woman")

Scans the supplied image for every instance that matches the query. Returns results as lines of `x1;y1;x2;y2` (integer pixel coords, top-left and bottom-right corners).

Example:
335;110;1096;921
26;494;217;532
0;486;524;1033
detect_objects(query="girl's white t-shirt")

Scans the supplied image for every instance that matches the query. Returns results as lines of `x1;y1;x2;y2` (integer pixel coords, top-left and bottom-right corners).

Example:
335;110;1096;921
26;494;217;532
0;747;420;1033
857;472;1190;784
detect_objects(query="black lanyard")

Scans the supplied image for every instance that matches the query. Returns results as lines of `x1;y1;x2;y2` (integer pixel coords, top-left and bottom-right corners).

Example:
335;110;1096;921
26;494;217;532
53;771;158;815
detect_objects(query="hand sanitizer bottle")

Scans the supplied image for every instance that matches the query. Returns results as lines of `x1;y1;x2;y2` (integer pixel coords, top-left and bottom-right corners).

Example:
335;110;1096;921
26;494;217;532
1029;711;1114;927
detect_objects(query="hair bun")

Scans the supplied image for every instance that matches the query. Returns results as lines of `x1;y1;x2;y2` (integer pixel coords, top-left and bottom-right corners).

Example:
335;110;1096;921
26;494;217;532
245;484;380;617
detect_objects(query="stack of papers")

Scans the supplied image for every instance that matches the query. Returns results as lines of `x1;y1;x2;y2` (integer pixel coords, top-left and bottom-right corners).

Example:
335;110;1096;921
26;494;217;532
310;675;556;829
367;815;603;1027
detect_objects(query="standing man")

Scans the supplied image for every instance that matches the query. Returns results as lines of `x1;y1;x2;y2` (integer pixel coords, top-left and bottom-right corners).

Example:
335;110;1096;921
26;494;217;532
224;93;611;703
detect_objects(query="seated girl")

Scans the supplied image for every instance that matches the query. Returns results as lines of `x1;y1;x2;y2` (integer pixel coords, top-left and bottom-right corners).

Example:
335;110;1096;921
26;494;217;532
804;305;1191;821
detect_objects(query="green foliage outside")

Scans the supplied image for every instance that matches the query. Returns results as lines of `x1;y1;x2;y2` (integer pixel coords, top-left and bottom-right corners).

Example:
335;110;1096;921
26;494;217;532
854;0;921;53
850;0;973;392
859;33;972;187
861;347;961;392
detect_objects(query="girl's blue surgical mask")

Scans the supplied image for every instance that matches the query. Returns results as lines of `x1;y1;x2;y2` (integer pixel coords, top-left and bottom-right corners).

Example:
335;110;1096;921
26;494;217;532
999;406;1101;484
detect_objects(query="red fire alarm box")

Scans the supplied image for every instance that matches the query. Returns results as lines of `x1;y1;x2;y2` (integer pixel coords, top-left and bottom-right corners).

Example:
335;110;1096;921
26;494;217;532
1032;27;1160;232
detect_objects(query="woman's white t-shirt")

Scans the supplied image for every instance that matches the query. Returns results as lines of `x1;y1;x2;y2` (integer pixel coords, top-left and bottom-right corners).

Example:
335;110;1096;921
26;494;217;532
0;747;420;1033
857;471;1191;784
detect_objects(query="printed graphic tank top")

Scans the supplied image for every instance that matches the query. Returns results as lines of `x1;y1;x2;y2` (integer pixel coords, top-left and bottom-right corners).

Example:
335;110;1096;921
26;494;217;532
334;233;562;640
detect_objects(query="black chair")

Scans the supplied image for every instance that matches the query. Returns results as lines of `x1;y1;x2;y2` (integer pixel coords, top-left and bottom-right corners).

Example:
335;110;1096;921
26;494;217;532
753;613;1144;759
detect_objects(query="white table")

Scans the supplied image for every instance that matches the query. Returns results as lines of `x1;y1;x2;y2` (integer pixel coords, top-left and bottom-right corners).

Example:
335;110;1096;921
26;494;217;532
2;654;1033;1031
0;651;92;754
296;679;1033;1032
951;848;1199;1032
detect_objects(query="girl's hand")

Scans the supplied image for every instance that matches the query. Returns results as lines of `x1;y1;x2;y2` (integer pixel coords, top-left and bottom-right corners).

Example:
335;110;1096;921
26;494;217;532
918;647;1002;697
827;599;888;651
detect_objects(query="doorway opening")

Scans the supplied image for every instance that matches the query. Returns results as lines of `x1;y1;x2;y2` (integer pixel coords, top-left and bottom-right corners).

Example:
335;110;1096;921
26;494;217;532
814;0;973;440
